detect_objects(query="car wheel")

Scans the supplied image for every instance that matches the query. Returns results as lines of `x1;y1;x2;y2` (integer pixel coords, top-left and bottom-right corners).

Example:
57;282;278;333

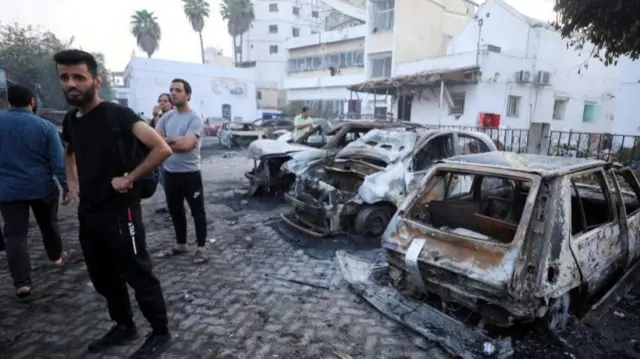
354;205;394;237
543;293;571;340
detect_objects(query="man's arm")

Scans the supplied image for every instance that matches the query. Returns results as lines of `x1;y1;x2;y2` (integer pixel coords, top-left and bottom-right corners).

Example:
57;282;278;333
166;114;203;153
61;117;78;202
127;123;172;183
46;125;69;194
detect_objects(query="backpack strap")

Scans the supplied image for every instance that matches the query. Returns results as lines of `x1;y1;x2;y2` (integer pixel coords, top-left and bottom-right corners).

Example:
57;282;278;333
106;104;137;172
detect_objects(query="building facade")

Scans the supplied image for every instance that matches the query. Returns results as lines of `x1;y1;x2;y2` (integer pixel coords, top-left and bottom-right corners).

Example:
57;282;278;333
350;0;619;134
121;58;258;122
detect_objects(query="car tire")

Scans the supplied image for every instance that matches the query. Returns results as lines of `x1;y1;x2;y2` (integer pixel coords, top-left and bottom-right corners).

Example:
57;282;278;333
354;205;394;237
542;293;571;340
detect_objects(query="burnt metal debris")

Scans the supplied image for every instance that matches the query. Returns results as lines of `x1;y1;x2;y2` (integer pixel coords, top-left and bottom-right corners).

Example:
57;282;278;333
245;119;424;196
336;152;640;358
280;128;498;238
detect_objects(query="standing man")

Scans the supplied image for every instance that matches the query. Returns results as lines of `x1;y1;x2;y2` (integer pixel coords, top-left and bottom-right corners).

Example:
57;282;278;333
293;106;314;141
54;49;173;358
155;79;208;264
0;84;71;298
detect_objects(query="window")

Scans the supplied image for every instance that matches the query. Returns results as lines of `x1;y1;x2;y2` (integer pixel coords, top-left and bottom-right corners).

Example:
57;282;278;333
312;10;319;18
408;169;533;244
269;25;278;33
371;57;392;78
256;90;262;100
269;45;278;54
582;101;596;123
506;95;520;117
269;3;278;12
570;171;614;236
552;98;567;120
612;169;640;217
412;135;455;171
292;27;300;37
293;6;300;15
372;0;395;31
458;134;491;155
449;92;466;115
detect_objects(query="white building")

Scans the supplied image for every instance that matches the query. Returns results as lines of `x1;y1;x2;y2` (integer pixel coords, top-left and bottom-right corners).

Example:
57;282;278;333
121;58;257;121
351;0;619;133
204;46;234;67
238;0;366;111
282;0;472;118
614;58;640;135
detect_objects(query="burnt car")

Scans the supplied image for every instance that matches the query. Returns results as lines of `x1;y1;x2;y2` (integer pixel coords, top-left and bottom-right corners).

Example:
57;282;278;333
245;120;420;195
218;122;265;149
347;152;640;357
281;129;497;238
253;118;294;139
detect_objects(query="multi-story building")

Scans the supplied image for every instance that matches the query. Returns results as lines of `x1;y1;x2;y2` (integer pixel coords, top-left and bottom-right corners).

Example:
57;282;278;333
238;0;366;112
282;0;472;118
349;0;619;134
204;47;234;67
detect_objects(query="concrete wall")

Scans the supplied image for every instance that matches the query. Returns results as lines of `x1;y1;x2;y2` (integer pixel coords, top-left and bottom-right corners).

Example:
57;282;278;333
392;0;619;132
123;58;257;122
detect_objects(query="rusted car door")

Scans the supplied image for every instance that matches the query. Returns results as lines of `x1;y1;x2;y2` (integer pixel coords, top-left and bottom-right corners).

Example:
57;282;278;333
567;169;624;293
611;168;640;266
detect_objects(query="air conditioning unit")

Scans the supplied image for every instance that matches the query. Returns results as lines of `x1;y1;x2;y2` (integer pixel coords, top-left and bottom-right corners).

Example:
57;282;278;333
535;71;551;85
515;70;531;83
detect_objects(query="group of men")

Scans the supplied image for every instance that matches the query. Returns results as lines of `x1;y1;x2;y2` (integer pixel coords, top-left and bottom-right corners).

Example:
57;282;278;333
0;49;210;359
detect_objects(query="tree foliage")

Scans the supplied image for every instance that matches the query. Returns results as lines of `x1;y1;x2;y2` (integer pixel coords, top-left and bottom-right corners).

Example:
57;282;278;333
220;0;255;66
182;0;211;64
0;23;113;109
553;0;640;66
131;10;162;58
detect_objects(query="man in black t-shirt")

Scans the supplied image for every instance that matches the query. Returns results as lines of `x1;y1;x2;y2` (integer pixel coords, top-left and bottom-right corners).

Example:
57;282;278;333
55;49;173;359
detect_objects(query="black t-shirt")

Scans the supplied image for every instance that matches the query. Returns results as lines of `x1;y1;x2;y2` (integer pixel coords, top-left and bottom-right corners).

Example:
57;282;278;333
62;101;142;215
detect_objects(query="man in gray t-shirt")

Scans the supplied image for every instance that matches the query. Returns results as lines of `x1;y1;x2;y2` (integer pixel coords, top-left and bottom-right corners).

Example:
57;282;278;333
156;79;208;264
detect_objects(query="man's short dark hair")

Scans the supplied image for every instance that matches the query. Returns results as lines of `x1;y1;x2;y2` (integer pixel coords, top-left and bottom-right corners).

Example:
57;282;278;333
53;49;99;77
7;84;35;108
171;78;192;94
301;107;309;113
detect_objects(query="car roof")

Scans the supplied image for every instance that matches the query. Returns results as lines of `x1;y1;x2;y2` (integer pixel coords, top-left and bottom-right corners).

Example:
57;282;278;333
438;152;607;177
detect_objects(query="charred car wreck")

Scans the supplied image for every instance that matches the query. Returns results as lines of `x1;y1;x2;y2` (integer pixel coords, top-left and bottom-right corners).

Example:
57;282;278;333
218;122;265;149
245;120;423;195
338;152;640;358
281;129;497;237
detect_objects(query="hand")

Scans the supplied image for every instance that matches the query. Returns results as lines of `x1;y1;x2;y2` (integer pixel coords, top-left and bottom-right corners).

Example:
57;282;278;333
111;173;134;193
62;186;79;205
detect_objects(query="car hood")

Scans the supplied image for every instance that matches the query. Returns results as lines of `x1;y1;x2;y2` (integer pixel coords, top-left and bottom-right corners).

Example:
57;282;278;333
247;139;320;159
335;129;418;164
281;149;330;175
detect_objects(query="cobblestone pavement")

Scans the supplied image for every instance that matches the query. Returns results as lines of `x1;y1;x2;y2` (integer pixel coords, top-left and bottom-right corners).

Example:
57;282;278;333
0;147;435;359
1;144;640;359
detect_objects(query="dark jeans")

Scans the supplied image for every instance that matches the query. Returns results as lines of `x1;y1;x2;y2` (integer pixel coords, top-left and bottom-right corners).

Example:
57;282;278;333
163;170;207;246
79;202;168;332
0;189;64;288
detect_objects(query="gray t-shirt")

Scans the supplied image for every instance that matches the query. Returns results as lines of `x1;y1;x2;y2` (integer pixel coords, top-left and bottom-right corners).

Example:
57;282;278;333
156;109;204;172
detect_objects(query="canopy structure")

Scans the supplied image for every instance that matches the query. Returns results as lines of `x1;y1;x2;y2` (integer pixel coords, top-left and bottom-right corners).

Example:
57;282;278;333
348;66;481;95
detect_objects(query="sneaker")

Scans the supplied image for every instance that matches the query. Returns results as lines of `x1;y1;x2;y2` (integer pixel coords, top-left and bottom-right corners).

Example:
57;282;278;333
87;323;139;353
129;331;172;359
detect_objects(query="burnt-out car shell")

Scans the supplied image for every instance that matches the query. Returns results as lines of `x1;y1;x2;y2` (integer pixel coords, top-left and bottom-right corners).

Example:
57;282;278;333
244;120;424;195
281;129;497;238
218;122;265;149
382;151;640;335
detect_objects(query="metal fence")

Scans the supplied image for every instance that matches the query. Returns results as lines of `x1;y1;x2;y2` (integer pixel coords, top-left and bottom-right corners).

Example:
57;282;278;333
420;125;640;168
547;130;640;167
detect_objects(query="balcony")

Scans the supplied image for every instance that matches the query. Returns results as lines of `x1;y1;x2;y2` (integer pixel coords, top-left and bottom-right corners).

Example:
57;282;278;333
286;25;366;50
284;73;365;90
394;51;479;76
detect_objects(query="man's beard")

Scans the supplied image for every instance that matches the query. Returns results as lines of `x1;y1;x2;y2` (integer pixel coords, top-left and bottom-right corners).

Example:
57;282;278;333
64;85;96;106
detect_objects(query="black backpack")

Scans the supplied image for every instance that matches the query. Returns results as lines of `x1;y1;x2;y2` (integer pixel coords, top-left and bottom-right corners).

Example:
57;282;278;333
63;104;160;199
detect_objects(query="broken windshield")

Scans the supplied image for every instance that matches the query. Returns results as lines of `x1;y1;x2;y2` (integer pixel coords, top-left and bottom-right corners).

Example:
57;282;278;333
408;170;534;244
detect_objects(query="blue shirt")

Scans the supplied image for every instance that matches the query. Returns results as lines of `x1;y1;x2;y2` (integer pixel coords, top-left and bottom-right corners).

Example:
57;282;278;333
0;108;68;202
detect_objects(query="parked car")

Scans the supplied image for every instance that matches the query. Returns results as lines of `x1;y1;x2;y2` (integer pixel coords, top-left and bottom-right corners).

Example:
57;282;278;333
245;120;423;196
204;117;225;136
281;129;497;237
381;152;640;341
218;122;265;149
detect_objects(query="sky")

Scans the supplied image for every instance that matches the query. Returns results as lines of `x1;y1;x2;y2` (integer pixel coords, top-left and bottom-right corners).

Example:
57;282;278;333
0;0;556;71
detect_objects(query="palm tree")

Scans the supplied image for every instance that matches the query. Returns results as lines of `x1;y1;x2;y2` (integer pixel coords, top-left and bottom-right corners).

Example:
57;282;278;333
130;10;161;58
220;0;255;66
182;0;211;64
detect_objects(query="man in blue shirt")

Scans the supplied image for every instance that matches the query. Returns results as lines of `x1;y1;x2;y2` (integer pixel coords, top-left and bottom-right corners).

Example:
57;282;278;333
0;84;71;298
